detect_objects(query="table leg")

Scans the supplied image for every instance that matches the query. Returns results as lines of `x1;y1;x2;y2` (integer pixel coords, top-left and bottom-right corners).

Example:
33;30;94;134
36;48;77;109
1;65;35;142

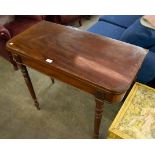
8;52;18;70
94;98;104;138
79;18;82;26
14;55;40;110
50;77;55;84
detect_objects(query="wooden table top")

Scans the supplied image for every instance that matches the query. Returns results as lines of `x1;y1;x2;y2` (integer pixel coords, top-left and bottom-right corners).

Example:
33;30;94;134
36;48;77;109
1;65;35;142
7;21;147;95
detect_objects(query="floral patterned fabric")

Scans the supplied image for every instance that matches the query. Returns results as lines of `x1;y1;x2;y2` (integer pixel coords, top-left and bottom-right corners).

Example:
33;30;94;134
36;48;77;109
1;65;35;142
110;83;155;138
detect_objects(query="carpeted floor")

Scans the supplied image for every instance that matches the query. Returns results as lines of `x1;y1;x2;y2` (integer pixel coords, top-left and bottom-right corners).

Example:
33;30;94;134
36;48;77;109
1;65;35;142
0;16;122;138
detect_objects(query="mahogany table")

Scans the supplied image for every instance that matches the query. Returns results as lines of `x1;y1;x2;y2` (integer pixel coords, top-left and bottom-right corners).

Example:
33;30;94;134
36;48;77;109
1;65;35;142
6;21;147;138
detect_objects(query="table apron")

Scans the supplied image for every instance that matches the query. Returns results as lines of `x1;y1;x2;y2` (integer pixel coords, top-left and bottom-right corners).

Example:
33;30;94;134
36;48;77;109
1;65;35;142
21;56;125;103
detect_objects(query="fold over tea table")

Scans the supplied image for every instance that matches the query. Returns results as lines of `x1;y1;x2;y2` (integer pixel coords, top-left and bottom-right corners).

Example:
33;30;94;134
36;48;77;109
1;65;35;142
6;21;147;138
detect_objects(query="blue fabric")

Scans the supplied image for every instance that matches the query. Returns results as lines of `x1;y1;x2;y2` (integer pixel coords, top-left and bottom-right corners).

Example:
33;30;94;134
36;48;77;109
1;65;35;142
137;51;155;83
87;16;155;85
120;19;155;49
88;21;125;40
149;45;155;53
99;15;142;28
119;19;155;83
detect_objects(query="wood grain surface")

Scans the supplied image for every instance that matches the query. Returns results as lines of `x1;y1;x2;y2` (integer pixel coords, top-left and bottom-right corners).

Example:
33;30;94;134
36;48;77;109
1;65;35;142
7;21;147;95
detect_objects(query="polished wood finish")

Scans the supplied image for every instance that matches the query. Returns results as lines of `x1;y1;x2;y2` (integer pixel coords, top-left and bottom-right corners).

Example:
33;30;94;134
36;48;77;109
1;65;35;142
6;21;147;138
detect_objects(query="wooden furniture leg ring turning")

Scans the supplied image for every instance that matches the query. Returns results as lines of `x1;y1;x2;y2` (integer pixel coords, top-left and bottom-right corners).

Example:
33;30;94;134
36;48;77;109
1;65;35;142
14;55;40;110
94;98;104;138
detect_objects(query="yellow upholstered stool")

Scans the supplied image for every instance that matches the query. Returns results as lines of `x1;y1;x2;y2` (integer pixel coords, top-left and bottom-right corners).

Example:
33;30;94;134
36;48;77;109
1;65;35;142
108;82;155;139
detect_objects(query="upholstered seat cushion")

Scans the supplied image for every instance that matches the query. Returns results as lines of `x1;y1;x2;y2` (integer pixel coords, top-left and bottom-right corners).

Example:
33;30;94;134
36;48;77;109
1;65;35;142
149;45;155;52
0;24;11;40
16;15;46;21
120;19;155;51
88;21;125;40
5;18;39;37
99;15;142;28
137;51;155;83
0;39;10;60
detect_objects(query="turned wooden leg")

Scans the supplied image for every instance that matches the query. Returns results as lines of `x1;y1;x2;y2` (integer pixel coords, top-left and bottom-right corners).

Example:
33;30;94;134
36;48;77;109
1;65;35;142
8;52;18;70
79;19;82;26
14;55;40;110
50;77;55;84
94;98;104;138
